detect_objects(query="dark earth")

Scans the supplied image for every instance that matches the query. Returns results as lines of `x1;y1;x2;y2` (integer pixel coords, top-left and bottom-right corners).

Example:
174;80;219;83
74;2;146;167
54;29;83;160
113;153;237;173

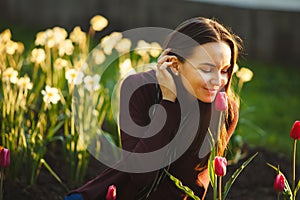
3;145;299;200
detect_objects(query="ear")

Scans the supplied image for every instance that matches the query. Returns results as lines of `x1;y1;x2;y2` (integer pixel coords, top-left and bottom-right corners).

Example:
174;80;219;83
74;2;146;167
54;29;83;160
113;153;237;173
169;56;180;75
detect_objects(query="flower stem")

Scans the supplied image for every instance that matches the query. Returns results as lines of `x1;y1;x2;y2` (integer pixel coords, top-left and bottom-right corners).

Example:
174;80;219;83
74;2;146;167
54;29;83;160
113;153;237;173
218;176;222;200
213;174;217;200
292;139;297;199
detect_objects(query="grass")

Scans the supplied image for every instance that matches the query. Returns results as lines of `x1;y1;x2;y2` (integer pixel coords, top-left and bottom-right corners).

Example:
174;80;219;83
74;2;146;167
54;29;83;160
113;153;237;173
237;61;300;155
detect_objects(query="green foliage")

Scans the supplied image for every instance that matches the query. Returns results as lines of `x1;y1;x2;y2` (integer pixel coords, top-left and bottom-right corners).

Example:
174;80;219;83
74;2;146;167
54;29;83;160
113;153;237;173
0;16;162;188
238;62;300;154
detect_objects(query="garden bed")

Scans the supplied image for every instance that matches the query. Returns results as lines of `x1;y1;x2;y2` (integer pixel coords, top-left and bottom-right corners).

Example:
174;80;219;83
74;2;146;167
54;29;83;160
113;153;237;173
4;146;298;200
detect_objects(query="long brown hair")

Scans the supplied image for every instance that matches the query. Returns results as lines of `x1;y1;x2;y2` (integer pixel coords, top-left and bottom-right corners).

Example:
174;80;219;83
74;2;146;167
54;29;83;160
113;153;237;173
163;17;242;157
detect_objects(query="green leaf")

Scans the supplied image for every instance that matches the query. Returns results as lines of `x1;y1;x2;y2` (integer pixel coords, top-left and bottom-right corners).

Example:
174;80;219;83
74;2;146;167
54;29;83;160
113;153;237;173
46;121;65;140
223;152;258;199
208;129;216;188
41;158;69;192
267;163;293;199
164;169;200;200
294;179;300;196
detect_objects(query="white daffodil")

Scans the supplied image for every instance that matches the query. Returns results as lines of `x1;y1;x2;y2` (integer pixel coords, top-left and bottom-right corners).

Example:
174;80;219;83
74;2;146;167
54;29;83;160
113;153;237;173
52;27;68;45
90;15;108;32
93;49;106;65
70;26;87;45
58;39;74;57
65;69;84;85
2;67;18;84
17;76;33;91
84;75;100;92
115;38;132;54
100;32;122;55
31;48;46;64
149;42;162;58
35;31;47;46
135;40;151;57
236;67;254;83
54;58;69;69
119;58;135;78
16;42;25;54
233;64;239;74
5;40;19;55
41;85;61;104
0;29;12;43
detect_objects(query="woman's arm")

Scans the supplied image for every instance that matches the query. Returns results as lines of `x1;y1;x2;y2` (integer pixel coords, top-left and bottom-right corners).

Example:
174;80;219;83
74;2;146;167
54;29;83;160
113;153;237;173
119;71;181;185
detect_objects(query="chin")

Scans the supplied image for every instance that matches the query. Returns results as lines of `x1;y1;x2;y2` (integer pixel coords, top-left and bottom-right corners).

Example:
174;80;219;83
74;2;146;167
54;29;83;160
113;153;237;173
197;96;214;103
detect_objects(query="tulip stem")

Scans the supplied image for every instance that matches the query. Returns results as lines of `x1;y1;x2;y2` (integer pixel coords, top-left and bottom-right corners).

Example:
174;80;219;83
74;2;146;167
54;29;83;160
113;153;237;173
218;176;222;200
292;139;297;198
213;174;217;200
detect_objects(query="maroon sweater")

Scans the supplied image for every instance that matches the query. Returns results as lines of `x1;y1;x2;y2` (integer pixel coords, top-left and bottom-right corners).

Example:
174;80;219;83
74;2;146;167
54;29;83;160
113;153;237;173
68;70;238;200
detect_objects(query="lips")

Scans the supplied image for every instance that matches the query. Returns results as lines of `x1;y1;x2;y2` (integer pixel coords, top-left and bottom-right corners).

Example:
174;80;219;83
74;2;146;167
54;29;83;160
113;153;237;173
205;87;219;94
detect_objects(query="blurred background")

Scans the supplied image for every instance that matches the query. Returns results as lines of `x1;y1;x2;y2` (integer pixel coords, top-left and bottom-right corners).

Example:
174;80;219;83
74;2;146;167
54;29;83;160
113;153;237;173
1;0;300;64
0;0;300;199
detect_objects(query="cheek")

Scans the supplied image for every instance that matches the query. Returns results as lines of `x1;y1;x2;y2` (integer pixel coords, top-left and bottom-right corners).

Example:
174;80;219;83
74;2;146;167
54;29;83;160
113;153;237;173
221;75;229;86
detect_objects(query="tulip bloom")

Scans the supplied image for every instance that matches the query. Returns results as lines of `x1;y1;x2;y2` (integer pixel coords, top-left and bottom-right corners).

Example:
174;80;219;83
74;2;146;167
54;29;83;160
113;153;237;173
215;92;228;111
273;174;285;192
106;185;116;200
214;156;227;177
0;146;10;168
290;121;300;140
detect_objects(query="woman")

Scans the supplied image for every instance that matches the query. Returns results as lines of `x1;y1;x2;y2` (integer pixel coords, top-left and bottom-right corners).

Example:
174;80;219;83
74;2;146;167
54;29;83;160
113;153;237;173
65;16;241;200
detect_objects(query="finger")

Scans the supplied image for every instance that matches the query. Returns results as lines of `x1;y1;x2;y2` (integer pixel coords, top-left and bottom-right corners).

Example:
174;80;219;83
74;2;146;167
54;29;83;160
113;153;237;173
158;48;171;60
159;62;173;70
157;55;177;65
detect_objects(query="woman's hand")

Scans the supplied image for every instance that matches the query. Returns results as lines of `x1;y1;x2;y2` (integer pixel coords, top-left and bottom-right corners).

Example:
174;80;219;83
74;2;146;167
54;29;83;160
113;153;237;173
156;48;178;102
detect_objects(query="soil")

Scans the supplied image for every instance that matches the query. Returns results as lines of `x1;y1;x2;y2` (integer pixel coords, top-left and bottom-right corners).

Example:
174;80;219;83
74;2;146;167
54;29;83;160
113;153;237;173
3;146;299;200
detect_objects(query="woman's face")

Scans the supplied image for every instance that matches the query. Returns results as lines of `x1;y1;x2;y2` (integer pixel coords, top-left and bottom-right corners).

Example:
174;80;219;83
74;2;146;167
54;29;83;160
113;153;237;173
179;41;232;103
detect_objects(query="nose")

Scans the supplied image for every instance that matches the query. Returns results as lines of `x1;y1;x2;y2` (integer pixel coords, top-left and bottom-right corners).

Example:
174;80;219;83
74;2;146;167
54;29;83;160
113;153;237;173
210;72;222;86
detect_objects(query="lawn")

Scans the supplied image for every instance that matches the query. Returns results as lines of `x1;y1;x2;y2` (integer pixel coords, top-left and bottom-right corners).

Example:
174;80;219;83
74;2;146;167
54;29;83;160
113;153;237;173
236;61;300;155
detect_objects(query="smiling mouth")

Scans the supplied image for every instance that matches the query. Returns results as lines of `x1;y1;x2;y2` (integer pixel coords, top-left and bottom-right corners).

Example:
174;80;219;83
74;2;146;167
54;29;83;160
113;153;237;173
205;87;219;93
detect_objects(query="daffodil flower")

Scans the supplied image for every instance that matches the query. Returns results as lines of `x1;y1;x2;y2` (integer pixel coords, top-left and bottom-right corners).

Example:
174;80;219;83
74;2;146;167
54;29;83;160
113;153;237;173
31;48;46;64
83;75;100;92
2;67;18;84
41;85;61;104
65;69;84;85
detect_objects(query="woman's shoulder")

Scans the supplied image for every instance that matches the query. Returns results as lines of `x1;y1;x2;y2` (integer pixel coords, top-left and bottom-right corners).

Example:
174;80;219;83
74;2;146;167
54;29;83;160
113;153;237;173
120;70;159;103
122;69;157;85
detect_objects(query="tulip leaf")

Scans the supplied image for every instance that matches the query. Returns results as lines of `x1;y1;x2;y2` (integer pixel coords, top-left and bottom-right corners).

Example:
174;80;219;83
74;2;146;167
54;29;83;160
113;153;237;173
41;158;69;192
164;169;201;200
295;179;300;196
208;129;216;188
267;163;293;199
223;152;258;199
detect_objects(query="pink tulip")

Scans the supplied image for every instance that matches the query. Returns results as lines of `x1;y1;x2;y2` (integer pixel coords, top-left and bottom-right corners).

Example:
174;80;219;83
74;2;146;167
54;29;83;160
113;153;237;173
106;185;116;200
214;156;227;176
215;92;228;111
290;121;300;140
273;174;285;192
0;146;10;168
